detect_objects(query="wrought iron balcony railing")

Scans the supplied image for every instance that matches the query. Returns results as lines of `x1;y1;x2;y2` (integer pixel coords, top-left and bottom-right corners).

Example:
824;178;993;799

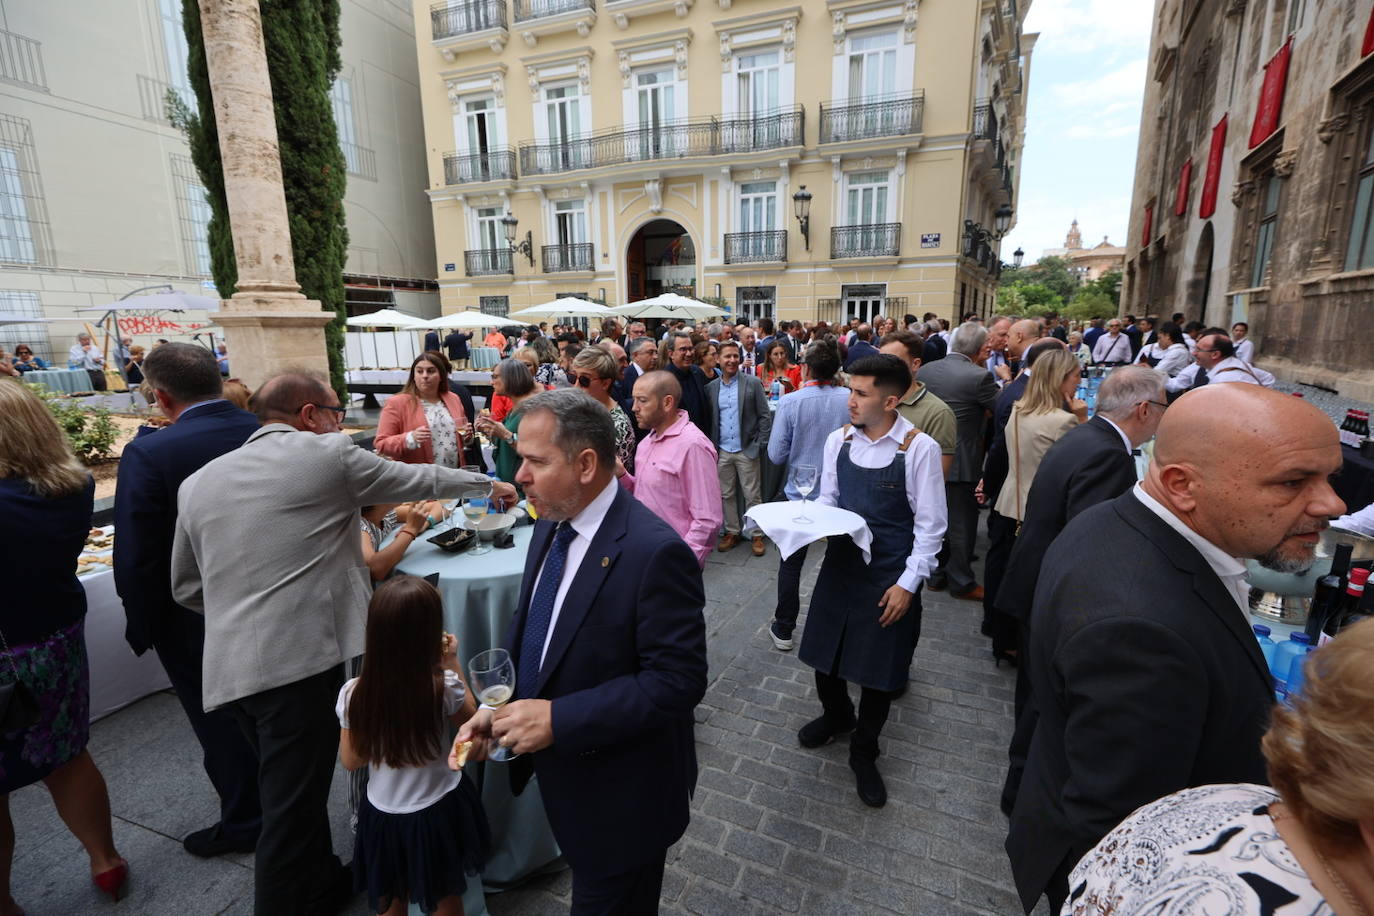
542;242;594;273
465;248;513;276
724;230;788;264
820;92;923;143
518;108;804;176
831;223;901;259
431;0;507;39
443;149;516;184
514;0;594;21
973;101;998;142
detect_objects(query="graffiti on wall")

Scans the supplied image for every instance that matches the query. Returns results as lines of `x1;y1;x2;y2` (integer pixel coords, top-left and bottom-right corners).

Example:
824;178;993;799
115;316;212;336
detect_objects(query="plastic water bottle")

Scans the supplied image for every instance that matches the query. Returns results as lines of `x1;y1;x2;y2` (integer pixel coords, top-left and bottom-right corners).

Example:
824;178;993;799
770;379;782;402
1284;646;1314;704
1272;632;1311;699
1252;624;1277;669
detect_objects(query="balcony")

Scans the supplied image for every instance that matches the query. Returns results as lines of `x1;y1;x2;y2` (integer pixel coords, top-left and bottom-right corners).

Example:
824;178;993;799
443;148;517;184
465;248;513;276
541;242;594;273
724;230;787;264
831;224;901;259
341;141;377;181
512;0;596;44
518;107;804;176
819;92;923;144
430;0;509;60
972;101;998;143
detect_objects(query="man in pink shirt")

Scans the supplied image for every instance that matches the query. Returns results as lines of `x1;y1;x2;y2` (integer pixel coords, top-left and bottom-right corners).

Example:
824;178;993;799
617;370;722;568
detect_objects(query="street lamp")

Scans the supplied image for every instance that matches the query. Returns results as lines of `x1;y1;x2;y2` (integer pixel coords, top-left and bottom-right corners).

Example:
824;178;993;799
992;203;1014;238
500;211;534;267
792;186;812;251
1013;247;1024;268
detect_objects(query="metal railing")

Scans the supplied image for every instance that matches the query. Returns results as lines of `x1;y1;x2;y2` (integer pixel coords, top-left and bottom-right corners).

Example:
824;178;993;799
465;248;513;276
820;92;923;143
341;141;377;180
724;230;788;264
0;30;45;91
443;149;516;184
137;75;196;123
973;101;998;142
514;0;594;22
519;107;804;176
431;0;507;39
831;224;901;258
541;242;594;273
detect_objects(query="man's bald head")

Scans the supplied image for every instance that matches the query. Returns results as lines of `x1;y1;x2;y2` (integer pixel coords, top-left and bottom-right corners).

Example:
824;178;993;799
1145;385;1345;571
252;371;334;430
1007;319;1044;359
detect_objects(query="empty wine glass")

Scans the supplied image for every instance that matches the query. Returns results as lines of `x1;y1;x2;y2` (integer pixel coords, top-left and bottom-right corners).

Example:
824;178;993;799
468;648;518;762
791;464;818;524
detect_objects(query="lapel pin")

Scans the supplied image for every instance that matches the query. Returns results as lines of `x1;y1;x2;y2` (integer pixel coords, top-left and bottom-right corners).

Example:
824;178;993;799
601;556;610;567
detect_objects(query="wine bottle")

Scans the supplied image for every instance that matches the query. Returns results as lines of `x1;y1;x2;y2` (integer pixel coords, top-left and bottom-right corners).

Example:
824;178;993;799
1321;566;1370;645
1306;543;1355;642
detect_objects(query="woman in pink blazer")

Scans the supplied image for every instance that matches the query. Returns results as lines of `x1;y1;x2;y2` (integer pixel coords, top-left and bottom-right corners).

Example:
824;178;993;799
374;352;473;467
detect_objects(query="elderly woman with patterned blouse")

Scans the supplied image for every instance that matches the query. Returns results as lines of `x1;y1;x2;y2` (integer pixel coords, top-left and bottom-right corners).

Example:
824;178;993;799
1063;616;1374;915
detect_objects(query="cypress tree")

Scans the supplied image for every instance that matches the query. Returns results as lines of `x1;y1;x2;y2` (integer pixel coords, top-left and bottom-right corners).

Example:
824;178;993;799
172;0;349;398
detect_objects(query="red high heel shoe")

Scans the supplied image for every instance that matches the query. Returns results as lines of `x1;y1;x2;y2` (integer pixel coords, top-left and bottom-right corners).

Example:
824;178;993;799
92;861;129;902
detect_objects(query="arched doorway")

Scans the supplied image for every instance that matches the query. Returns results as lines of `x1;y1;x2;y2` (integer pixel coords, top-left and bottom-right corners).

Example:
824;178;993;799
1186;222;1215;325
625;219;695;302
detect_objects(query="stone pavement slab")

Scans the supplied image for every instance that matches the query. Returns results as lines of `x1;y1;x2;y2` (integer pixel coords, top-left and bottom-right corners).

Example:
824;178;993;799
9;526;1047;915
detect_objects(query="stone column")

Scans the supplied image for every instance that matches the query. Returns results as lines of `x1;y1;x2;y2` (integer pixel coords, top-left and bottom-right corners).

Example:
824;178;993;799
198;0;334;392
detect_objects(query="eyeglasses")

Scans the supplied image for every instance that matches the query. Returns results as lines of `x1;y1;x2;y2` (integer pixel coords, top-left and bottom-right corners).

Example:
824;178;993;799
1194;347;1219;354
1141;400;1169;411
572;374;602;387
307;403;346;416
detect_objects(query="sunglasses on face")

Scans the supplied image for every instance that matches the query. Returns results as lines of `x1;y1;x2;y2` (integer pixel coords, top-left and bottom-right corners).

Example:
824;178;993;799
573;374;603;387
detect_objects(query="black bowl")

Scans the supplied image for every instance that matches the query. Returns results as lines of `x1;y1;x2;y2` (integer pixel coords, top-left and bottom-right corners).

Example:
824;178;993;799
428;527;476;553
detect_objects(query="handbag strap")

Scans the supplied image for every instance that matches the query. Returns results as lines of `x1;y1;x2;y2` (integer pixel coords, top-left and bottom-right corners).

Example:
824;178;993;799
1011;409;1024;521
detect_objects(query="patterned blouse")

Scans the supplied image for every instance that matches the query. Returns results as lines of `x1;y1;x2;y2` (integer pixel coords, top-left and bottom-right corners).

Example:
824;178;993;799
1064;783;1331;915
421;399;459;468
610;404;635;475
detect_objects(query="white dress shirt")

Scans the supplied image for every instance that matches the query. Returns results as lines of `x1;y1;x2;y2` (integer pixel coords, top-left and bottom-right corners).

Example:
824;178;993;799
1138;342;1191;377
529;477;619;667
1234;338;1254;363
1211;356;1274;387
817;414;947;592
1092;332;1132;364
1133;483;1249;619
68;342;104;370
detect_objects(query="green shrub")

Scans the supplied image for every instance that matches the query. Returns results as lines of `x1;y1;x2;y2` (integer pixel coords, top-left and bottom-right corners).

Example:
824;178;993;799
23;382;119;464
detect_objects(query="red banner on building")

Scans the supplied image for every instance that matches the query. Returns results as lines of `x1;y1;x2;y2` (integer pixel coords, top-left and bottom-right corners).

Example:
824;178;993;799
1249;38;1293;149
1174;158;1193;216
1200;115;1227;219
1141;203;1154;248
1362;3;1374;57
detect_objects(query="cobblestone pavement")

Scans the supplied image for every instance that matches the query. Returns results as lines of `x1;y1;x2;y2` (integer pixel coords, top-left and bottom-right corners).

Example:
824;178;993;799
10;528;1042;915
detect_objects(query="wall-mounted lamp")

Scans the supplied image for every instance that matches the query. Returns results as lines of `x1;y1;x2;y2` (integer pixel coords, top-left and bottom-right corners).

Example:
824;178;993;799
500;212;534;267
792;185;812;251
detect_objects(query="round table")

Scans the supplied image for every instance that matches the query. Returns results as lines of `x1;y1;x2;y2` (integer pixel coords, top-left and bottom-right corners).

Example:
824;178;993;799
26;367;94;395
391;523;562;894
469;347;501;370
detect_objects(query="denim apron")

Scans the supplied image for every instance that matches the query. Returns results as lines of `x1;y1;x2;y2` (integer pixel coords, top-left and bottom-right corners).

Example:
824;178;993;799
799;427;920;692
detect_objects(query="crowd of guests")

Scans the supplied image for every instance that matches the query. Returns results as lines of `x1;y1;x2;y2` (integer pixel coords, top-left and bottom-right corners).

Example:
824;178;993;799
4;302;1371;916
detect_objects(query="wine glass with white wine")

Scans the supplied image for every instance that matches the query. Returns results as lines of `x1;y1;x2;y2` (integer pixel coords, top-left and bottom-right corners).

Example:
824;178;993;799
464;495;491;556
791;464;818;524
467;648;518;761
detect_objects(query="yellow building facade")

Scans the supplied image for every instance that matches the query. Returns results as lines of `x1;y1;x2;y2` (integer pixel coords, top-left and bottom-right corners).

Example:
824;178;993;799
412;0;1034;326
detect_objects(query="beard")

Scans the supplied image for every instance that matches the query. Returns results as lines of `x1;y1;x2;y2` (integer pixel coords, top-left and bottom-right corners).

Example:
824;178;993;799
1256;524;1329;574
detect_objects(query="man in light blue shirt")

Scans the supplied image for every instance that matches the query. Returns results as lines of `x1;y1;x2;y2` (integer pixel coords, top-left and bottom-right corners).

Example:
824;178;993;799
705;342;770;556
765;339;850;650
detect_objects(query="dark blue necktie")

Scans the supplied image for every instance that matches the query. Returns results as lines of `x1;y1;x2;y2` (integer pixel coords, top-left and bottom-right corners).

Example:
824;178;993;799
517;522;578;698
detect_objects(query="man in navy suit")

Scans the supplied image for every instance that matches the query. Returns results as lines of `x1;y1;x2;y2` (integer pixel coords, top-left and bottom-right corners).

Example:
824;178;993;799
113;343;263;857
456;388;707;912
841;323;880;370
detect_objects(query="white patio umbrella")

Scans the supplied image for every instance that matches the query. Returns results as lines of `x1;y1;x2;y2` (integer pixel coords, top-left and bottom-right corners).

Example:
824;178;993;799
418;310;515;330
612;293;724;322
0;312;53;327
509;298;614;319
79;290;221;313
345;309;427;369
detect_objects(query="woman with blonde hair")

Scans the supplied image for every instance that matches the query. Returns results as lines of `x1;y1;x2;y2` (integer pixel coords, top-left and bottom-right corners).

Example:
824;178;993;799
1066;617;1374;914
0;381;129;909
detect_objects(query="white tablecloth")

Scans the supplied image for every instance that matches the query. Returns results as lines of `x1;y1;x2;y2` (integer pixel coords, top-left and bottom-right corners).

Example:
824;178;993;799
744;501;873;563
80;567;172;721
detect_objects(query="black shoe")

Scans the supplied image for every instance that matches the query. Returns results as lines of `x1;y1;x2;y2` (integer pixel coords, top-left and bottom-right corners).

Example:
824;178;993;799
310;862;355;916
182;825;258;858
926;573;948;592
850;757;887;807
798;714;855;748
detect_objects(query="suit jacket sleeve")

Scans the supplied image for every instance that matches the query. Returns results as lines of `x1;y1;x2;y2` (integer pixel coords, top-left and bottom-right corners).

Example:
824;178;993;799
336;436;489;505
550;536;708;753
170;482;205;613
373;398;413;458
1064;450;1138;522
112;441;171;652
703;378;720;447
975;371;1000;411
747;376;772;450
1054;616;1210;860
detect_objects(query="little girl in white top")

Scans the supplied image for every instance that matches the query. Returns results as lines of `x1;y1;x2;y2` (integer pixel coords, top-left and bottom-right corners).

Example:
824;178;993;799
337;575;491;915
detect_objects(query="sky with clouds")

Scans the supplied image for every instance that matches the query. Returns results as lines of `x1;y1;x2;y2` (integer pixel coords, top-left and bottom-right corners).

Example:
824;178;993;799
1000;0;1154;262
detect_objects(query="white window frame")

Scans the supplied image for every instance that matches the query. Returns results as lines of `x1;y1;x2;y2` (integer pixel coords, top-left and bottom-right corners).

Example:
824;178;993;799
184;181;212;277
831;27;913;104
157;0;194;108
737;180;778;233
472;206;504;252
843;170;892;226
0;147;36;264
452;93;505;161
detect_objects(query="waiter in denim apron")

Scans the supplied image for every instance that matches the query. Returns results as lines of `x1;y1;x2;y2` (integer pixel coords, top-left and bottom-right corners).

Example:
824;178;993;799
797;354;947;808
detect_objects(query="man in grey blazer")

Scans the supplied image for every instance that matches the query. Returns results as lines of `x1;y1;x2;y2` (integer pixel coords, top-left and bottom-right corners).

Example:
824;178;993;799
171;372;515;916
916;322;999;600
705;340;773;556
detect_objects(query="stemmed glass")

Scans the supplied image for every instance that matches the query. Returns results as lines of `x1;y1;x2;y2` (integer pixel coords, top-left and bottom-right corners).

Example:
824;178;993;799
463;496;491;556
791;464;818;524
468;648;518;762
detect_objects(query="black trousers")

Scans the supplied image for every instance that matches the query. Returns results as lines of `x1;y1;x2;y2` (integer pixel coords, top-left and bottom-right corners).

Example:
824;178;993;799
570;850;668;915
1000;623;1038;817
152;607;261;842
773;543;810;634
228;665;345;916
983;510;1019;653
85;368;107;391
814;670;893;761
